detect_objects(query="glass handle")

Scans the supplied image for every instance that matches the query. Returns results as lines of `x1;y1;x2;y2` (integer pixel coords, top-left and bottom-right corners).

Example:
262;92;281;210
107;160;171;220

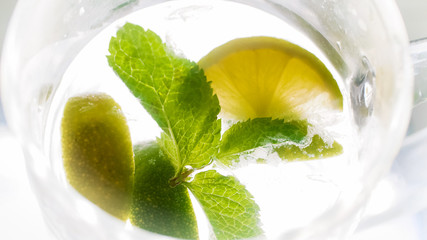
411;38;427;106
356;38;427;234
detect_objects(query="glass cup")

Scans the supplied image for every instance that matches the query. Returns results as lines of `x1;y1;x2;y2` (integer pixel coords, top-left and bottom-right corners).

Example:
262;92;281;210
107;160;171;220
0;0;421;239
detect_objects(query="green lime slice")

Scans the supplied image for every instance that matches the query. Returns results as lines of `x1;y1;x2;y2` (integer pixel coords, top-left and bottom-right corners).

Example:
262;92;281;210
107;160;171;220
130;142;198;239
61;93;134;220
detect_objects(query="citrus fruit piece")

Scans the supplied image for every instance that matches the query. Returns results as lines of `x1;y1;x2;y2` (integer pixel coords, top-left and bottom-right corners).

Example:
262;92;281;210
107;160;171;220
198;36;343;121
61;93;134;220
275;135;343;161
130;142;198;239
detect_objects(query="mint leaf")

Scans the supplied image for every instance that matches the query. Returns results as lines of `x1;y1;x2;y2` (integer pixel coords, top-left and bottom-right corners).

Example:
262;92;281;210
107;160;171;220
217;118;308;165
130;142;198;239
186;170;262;239
275;135;343;161
107;23;221;173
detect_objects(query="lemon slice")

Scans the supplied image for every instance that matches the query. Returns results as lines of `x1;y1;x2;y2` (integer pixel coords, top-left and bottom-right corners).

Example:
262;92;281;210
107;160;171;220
198;36;343;120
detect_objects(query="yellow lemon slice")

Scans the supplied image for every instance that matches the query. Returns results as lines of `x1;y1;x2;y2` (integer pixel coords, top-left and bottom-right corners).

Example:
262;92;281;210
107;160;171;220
198;36;343;120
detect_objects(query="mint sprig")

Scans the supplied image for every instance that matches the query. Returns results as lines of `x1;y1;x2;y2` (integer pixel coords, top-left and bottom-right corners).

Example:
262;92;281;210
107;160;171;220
108;23;221;175
107;22;343;240
108;23;261;239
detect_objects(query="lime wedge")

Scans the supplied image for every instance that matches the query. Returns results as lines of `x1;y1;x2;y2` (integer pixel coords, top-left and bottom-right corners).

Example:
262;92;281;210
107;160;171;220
130;142;198;239
61;93;134;220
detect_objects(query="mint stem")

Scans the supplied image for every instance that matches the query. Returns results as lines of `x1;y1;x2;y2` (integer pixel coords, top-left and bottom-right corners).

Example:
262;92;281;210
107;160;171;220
169;168;194;187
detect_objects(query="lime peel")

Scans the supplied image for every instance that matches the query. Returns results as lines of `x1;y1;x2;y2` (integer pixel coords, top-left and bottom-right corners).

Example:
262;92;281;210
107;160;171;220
61;93;134;221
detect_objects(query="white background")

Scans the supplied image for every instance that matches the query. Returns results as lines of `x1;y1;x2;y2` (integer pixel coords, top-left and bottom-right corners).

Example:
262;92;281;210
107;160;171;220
1;0;427;239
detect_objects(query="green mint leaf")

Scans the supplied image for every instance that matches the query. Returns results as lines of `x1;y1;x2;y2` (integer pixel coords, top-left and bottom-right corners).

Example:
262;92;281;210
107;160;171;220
275;135;343;161
186;170;262;239
217;118;308;165
107;23;221;173
130;142;198;239
61;93;134;221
